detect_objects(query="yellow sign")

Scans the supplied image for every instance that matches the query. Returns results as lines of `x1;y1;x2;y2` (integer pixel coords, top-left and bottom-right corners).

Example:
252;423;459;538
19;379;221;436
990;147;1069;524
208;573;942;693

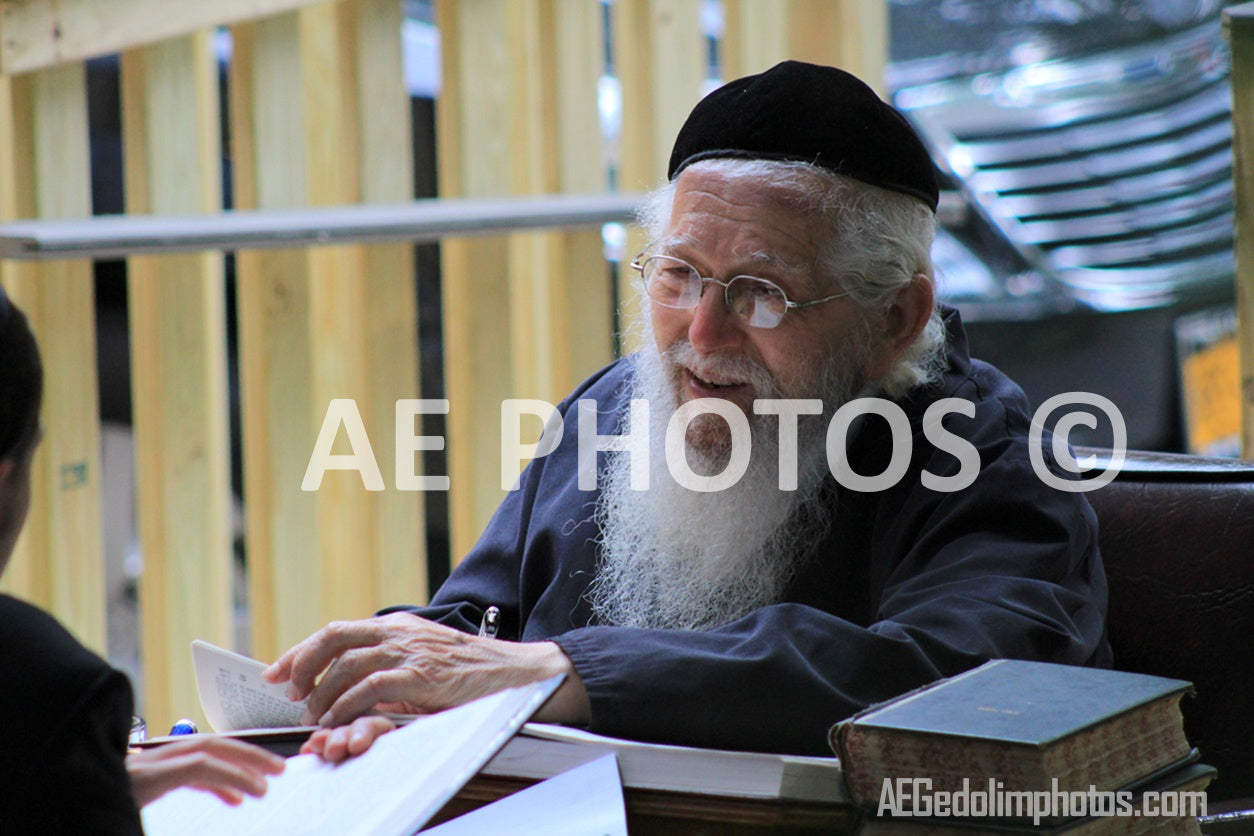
1181;337;1240;455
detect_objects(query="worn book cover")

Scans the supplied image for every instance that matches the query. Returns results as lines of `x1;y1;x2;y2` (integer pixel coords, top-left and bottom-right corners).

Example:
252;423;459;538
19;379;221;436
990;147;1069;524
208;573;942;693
831;659;1194;807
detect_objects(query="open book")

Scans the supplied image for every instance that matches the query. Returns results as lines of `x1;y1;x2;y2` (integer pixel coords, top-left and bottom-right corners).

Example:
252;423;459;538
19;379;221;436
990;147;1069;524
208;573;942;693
141;676;563;836
134;640;319;749
137;640;415;750
191;639;313;732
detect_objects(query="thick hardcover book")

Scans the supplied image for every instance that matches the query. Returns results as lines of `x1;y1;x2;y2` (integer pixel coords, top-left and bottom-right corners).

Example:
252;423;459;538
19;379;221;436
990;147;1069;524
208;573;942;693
483;722;848;803
831;660;1194;808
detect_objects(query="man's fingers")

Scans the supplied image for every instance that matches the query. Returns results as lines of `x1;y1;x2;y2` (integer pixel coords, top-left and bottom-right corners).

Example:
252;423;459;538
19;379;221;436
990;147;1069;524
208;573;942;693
301;637;417;722
261;650;293;684
301;647;364;721
318;669;417;728
277;618;389;699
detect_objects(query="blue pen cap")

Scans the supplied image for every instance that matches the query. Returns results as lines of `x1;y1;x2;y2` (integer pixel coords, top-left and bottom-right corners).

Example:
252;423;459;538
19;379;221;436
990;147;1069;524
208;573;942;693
169;719;199;736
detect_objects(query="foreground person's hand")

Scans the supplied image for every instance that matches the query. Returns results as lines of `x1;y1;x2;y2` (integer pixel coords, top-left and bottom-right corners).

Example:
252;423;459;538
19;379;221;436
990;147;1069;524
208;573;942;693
301;715;396;763
127;736;286;807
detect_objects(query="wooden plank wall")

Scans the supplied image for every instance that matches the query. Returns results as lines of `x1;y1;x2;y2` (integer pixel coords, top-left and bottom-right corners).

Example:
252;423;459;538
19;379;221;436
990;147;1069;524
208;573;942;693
0;0;890;729
0;0;422;729
722;0;887;91
229;0;425;665
120;31;234;731
0;64;107;655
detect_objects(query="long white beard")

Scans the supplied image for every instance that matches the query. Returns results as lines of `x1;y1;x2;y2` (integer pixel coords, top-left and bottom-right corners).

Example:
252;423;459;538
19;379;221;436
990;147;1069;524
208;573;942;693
587;327;869;631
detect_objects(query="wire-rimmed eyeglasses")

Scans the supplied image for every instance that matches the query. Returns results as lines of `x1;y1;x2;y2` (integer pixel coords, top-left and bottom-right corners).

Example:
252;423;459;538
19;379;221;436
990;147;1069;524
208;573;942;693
630;254;851;330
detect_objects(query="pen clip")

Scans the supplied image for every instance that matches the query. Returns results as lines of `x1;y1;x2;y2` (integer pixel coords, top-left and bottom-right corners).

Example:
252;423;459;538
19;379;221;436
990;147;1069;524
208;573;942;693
477;605;500;638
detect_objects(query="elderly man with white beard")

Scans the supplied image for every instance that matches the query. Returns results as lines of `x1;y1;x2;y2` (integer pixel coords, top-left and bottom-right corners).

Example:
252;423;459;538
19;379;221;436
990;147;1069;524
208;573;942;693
266;61;1111;761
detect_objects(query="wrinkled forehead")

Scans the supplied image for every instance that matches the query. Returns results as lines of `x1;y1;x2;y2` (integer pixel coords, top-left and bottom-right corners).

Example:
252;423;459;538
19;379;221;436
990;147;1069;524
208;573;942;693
660;169;836;273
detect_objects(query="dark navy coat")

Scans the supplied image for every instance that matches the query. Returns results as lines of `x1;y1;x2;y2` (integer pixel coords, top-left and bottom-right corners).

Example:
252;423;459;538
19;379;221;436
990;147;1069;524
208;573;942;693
388;309;1111;756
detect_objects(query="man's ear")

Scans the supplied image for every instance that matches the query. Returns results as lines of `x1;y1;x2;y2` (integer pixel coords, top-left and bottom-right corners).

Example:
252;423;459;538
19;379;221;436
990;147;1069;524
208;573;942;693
863;274;935;380
0;459;13;486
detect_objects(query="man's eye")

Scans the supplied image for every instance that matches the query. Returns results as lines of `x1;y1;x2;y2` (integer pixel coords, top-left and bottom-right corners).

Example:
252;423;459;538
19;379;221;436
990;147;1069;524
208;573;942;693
657;267;692;282
745;280;784;300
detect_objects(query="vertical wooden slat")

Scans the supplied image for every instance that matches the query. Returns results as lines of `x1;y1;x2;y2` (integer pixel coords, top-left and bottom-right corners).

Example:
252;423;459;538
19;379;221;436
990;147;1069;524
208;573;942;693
0;75;39;600
0;64;106;654
232;11;319;664
1226;5;1254;457
120;31;233;730
299;4;375;633
722;0;889;90
505;1;559;401
232;2;420;660
721;0;789;79
437;0;613;559
234;8;354;660
614;0;705;191
436;0;520;559
348;0;425;610
612;0;706;354
552;0;614;389
504;1;613;400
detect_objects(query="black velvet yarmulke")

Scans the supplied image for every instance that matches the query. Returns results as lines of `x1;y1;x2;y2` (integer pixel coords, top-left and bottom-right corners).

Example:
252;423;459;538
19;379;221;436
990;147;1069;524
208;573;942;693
667;60;938;213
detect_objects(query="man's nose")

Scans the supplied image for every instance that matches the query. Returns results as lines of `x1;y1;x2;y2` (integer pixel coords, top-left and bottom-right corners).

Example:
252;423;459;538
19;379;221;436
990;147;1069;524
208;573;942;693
686;282;744;353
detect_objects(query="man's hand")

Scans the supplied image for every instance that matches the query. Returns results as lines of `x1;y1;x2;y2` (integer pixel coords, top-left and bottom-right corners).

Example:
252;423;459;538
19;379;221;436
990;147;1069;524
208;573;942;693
127;737;285;807
262;612;590;730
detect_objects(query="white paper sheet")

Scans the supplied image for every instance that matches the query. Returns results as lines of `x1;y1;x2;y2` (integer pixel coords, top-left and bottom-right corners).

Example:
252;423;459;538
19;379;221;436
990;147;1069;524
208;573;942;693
420;754;628;836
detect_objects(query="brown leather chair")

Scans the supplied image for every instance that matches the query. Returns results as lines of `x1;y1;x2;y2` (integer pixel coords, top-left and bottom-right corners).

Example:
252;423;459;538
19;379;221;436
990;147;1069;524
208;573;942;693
1079;447;1254;803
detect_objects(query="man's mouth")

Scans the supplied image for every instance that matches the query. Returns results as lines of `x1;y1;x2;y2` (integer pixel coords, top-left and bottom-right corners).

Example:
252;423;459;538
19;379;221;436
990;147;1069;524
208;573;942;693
683;367;753;400
693;371;738;388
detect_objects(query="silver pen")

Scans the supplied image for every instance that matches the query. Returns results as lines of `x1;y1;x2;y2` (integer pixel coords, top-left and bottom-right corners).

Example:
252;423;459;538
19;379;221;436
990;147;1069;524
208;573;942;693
477;605;500;638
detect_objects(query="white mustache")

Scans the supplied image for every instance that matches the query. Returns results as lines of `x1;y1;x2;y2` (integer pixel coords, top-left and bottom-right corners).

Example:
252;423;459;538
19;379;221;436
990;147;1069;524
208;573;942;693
661;340;780;399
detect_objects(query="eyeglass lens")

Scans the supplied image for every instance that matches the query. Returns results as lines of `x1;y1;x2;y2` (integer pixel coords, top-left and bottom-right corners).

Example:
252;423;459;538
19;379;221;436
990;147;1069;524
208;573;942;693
643;256;788;329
